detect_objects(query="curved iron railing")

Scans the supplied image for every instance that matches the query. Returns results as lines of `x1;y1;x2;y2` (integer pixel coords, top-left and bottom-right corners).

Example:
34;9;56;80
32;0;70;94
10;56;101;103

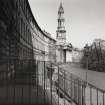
0;60;105;105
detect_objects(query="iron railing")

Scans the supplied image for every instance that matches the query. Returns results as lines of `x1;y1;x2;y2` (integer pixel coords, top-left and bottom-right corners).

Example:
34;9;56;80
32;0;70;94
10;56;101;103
50;64;105;105
0;60;105;105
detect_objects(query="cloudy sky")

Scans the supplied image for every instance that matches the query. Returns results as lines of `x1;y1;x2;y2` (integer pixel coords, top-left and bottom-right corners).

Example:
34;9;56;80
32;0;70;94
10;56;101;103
28;0;105;48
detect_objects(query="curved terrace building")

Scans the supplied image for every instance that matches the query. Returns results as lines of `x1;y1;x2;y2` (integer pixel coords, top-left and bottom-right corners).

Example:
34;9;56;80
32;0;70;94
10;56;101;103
0;0;56;80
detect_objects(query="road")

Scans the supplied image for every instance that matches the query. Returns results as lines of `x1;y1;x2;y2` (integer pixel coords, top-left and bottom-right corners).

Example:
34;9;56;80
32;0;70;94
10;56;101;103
60;63;105;91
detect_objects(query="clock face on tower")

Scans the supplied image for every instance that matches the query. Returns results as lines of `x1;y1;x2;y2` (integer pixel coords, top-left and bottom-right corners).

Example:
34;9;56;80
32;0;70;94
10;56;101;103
58;33;62;37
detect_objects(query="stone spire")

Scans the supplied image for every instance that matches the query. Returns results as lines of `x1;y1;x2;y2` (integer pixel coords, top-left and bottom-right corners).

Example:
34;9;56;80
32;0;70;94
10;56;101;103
56;2;66;45
58;2;64;14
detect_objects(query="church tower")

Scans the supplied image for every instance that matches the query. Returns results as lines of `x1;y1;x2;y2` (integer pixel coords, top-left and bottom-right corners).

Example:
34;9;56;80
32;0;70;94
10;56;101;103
56;2;66;45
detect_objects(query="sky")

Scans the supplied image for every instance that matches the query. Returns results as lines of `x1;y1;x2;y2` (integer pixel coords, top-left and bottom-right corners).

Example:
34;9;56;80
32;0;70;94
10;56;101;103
28;0;105;48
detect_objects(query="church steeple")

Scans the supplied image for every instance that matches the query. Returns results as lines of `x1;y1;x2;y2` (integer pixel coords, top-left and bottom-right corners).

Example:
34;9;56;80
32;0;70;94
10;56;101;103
58;2;64;14
56;2;66;45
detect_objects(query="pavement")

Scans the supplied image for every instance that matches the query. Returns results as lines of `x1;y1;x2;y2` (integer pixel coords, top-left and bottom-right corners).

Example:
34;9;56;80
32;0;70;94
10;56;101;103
0;84;50;105
44;77;75;105
0;72;50;105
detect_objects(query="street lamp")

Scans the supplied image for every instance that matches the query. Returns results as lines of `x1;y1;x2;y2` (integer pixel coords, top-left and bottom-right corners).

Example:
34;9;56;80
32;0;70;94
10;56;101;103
84;44;89;84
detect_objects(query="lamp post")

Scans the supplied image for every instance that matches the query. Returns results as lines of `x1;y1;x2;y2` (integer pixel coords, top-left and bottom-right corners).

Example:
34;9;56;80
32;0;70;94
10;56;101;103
84;44;89;84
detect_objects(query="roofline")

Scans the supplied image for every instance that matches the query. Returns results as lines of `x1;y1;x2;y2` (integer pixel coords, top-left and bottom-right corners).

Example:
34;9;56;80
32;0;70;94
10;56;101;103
27;0;56;42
